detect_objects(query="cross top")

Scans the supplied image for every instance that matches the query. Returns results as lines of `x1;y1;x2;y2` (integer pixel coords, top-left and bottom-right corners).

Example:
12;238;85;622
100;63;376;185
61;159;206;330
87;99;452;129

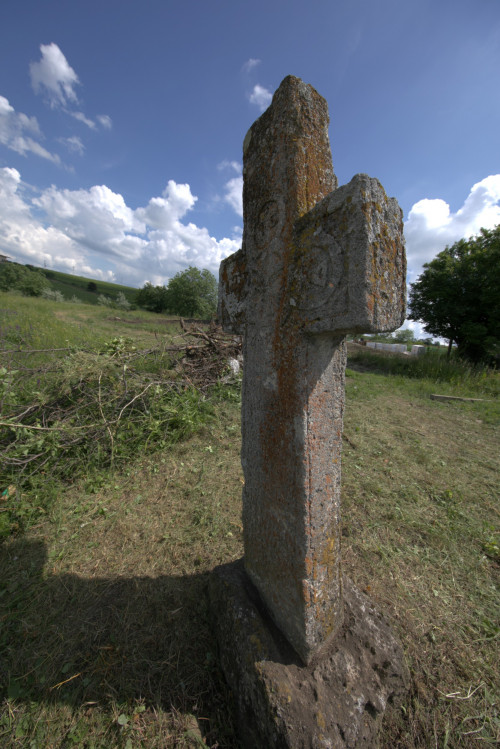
218;76;405;664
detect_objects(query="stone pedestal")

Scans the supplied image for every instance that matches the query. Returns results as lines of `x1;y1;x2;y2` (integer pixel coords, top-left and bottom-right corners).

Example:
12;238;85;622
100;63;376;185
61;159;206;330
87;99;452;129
209;560;409;749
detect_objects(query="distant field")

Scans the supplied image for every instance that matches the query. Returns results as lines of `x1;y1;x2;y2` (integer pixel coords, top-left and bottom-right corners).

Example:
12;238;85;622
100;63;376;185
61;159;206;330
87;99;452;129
36;266;139;305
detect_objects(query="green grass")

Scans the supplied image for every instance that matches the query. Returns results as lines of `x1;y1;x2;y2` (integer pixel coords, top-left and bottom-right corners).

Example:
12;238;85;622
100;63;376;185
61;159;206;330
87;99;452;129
38;267;139;305
0;312;499;748
341;362;499;746
0;293;211;539
349;344;500;403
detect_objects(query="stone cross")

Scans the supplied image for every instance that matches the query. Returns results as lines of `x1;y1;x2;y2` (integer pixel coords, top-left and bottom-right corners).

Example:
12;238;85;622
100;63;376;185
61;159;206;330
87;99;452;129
218;76;406;665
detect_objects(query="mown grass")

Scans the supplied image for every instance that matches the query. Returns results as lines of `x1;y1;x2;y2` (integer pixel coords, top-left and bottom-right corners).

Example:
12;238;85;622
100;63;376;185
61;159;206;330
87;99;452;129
342;359;499;746
0;308;498;747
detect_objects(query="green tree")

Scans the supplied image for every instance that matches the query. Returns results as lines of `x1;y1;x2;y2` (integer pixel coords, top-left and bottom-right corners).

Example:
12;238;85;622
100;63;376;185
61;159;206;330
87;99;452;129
165;267;217;318
135;282;170;313
135;268;218;317
392;328;415;344
0;263;49;296
408;226;500;364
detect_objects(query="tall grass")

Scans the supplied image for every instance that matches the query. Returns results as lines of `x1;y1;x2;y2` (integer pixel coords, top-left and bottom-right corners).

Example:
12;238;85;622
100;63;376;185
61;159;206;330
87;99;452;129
348;346;499;397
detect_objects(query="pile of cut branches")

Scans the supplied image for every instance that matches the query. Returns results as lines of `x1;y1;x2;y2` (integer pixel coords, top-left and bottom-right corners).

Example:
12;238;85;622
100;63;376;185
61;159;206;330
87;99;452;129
175;319;242;389
0;322;241;537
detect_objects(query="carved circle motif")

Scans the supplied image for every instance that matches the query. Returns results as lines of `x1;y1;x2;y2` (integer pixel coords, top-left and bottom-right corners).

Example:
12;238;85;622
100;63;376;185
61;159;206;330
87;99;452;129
294;244;338;311
254;199;283;249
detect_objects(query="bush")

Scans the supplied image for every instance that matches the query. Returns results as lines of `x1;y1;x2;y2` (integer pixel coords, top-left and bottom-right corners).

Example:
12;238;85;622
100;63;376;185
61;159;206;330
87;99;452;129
41;288;65;302
0;263;49;296
115;291;131;310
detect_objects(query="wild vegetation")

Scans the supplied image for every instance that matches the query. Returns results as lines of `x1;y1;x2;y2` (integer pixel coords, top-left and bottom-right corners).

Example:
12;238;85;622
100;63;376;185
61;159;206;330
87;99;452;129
0;292;498;747
0;263;139;307
408;225;500;365
0;260;219;319
135;267;218;318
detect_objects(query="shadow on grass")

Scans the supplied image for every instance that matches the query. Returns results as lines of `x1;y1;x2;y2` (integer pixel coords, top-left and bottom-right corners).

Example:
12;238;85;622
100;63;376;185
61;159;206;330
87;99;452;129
0;537;235;745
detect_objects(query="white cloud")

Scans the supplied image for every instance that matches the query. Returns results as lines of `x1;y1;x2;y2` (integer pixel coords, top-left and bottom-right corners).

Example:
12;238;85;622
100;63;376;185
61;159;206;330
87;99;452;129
59;136;84;155
402;175;500;341
29;43;110;134
0;167;111;279
0;94;61;164
0;166;239;287
217;159;241;174
136;180;197;231
34;183;143;260
404;175;500;282
97;114;112;129
242;58;261;73
67;110;112;131
218;160;243;217
224;176;243;217
248;84;272;111
70;110;96;130
30;43;80;108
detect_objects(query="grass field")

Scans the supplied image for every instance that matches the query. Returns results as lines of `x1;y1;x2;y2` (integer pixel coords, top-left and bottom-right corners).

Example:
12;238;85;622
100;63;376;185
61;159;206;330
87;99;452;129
38;267;139;306
0;294;499;747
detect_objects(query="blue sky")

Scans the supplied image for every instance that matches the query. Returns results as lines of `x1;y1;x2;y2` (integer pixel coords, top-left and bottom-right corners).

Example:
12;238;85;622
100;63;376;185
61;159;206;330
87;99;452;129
1;0;499;328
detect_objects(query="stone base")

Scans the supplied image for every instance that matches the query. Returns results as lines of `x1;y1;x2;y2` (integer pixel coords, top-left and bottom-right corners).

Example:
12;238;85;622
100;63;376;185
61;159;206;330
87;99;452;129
209;559;409;749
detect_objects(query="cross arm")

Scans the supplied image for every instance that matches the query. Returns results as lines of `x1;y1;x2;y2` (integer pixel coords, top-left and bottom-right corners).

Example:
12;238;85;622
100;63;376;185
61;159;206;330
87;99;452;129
217;247;247;334
286;173;406;335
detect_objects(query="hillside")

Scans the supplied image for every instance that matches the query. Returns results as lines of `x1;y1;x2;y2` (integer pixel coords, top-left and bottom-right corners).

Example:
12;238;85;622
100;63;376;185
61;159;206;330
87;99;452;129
36;265;139;305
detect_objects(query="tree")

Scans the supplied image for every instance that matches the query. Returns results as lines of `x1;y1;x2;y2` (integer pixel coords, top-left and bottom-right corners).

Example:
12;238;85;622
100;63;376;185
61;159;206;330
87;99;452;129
135;268;218;317
135;282;170;313
0;262;49;296
408;226;500;364
392;328;415;344
165;267;217;318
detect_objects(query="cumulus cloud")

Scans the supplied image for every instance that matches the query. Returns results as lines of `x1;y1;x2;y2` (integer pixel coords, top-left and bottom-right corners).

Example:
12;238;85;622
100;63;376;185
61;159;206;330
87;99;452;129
30;43;80;108
136;181;197;231
0;166;239;286
0;167;111;279
401;175;500;340
248;84;272;111
34;182;141;253
0;95;61;164
404;175;500;282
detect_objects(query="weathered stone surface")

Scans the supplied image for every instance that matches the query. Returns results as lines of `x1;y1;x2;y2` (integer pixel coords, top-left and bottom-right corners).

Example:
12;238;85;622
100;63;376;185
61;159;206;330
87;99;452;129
288;173;406;335
209;560;410;749
217;75;406;664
